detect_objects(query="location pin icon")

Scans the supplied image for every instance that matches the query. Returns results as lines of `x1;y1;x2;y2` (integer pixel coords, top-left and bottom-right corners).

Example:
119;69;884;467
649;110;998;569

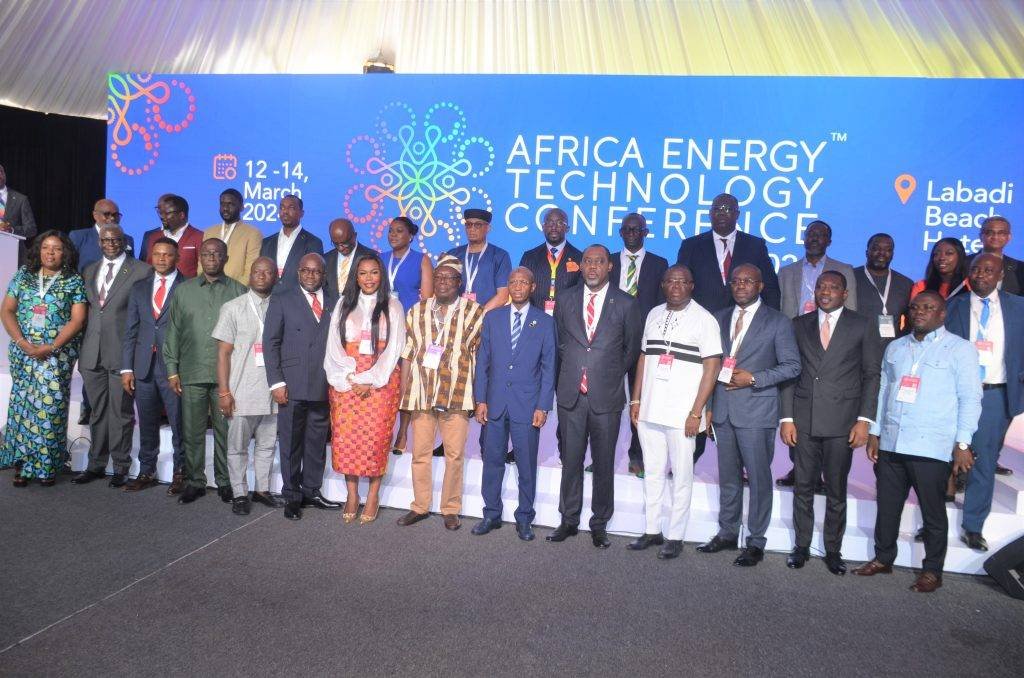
894;174;917;204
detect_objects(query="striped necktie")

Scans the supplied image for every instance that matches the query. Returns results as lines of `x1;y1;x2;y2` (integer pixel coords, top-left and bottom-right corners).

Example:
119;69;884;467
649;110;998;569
626;255;638;296
511;310;522;351
978;298;990;380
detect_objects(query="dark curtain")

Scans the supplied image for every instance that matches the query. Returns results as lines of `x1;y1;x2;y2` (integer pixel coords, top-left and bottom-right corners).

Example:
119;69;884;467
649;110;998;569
0;104;106;237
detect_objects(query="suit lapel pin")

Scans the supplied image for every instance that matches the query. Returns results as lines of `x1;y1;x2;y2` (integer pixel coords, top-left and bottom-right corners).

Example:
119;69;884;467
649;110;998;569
529;320;537;328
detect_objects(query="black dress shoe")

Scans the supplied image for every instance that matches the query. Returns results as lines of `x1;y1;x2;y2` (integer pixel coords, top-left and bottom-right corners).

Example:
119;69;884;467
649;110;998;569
627;533;665;551
960;531;989;552
178;485;206;504
471;518;502;535
592;530;611;549
787;546;810;569
776;469;795;487
70;469;105;484
284;501;302;521
914;527;926;542
824;552;847;575
733;546;764;567
814;479;826;495
696;535;739;553
252;491;285;508
995;463;1012;476
658;540;684;559
232;496;252;515
396;510;430;526
301;491;342;510
545;523;579;542
432;443;445;457
505;451;515;464
77;407;91;426
217;486;233;503
516;522;535;541
108;473;127;488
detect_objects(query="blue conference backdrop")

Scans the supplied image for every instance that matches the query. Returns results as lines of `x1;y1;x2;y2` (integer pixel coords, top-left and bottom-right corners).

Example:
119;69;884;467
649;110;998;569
106;74;1023;276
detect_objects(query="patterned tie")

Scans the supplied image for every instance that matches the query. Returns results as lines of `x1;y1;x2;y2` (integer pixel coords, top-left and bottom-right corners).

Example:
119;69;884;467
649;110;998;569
820;312;831;350
550;246;558;258
721;238;732;283
310;291;322;321
152;276;167;318
98;262;114;307
978;298;990;380
338;255;351;292
511;310;522;351
732;308;746;344
580;292;597;393
626;255;638;296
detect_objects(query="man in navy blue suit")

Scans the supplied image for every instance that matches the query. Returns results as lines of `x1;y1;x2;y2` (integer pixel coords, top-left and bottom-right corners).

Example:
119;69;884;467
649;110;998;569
611;212;669;477
263;252;340;520
945;253;1024;552
260;194;324;294
471;267;557;541
676;193;781;464
120;237;184;492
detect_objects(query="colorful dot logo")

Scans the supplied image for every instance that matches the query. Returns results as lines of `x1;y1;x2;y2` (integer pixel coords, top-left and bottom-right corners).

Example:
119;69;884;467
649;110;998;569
107;73;196;175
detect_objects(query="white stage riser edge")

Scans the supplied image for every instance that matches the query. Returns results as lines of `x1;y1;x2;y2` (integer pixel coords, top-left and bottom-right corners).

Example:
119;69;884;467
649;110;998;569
66;425;1024;576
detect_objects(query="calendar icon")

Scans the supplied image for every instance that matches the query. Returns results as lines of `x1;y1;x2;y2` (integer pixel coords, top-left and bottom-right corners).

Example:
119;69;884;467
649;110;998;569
212;153;238;180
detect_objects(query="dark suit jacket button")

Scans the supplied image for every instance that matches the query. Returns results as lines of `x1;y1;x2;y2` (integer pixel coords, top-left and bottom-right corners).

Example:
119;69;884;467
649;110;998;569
586;347;591;352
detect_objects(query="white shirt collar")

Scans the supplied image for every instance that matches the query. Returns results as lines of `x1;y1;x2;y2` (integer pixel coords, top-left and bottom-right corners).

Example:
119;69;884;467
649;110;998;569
280;225;302;241
733;298;761;317
103;251;127;266
547;241;564;257
817;306;844;323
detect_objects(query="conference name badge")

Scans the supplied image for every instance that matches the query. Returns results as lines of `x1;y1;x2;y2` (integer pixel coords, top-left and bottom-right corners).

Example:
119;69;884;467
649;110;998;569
897;375;920;403
718;356;737;383
424;344;444;370
878;315;896;338
976;340;994;366
656;353;673;380
31;304;47;330
463;292;477;302
254;342;265;367
544;300;556;316
359;329;373;355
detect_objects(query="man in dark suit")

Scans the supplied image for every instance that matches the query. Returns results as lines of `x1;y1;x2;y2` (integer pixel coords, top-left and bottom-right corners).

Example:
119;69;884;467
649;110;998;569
323;217;374;298
547;244;642;548
68;198;136;425
945;253;1024;551
780;271;882;575
518;207;583;313
967;216;1022;296
472;267;557;541
120;237;184;492
72;225;152;487
676;193;780;312
263;252;340;520
698;264;801;567
0;163;37;263
852;233;913;347
141;195;204;277
610;212;668;476
68;199;137;273
261;194;324;294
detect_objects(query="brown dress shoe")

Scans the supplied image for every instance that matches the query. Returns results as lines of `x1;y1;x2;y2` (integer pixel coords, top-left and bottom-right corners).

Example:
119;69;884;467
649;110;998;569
911;571;942;593
166;473;186;496
396;510;430;526
443;514;461;531
124;474;158;492
852;560;893;576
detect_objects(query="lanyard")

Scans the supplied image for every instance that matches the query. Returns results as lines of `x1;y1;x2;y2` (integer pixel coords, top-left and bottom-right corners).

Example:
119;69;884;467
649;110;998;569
247;293;267;335
463;244;487;293
37;272;60;301
220;222;237;244
947;280;967;298
429;297;460;346
546;246;563;299
387;250;409;289
660;308;682;340
909;334;941;376
866;269;892;315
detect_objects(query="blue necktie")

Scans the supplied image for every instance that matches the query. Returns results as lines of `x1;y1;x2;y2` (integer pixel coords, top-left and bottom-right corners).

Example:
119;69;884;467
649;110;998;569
511;310;522;351
978;298;990;380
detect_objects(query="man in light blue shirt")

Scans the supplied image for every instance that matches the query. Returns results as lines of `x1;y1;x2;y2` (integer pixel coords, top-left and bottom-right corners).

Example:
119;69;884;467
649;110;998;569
853;290;981;593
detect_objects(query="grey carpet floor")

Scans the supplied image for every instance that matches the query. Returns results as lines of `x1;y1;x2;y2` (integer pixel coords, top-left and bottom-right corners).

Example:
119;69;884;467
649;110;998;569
1;478;1022;678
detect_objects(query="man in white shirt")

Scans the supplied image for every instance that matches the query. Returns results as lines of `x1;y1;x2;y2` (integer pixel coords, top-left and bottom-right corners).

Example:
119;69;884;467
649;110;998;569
259;194;324;293
627;265;722;559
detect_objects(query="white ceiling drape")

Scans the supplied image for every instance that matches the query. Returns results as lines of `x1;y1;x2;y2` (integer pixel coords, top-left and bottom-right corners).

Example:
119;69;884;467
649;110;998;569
0;0;1021;120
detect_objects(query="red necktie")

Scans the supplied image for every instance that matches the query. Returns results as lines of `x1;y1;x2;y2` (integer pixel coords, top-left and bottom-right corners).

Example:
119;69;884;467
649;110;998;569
310;292;322;321
580;292;597;393
721;238;732;283
152;276;167;319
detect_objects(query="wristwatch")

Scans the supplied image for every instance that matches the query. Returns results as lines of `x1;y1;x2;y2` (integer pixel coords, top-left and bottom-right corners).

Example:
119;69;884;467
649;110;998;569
749;375;757;386
956;442;969;451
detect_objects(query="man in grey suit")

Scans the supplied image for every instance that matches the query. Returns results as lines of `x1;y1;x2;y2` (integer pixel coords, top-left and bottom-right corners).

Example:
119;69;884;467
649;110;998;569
780;271;882;575
777;219;857;486
698;264;801;567
546;244;643;548
778;220;857;319
72;225;152;486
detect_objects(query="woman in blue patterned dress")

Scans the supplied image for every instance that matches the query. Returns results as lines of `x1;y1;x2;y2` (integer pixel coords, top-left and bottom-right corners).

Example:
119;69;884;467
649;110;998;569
1;230;87;486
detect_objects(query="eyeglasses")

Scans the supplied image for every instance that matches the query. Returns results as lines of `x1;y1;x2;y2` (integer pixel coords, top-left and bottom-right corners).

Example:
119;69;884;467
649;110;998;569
95;210;122;219
99;237;123;244
711;204;738;213
434;273;460;282
200;251;225;259
298;267;323;275
729;278;760;287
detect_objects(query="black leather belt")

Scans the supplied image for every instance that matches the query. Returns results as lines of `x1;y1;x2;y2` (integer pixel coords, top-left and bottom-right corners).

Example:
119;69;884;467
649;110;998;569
982;383;1006;390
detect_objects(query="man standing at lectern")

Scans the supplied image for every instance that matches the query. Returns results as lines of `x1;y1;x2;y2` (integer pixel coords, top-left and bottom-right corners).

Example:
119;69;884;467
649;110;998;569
547;245;642;548
0;163;37;264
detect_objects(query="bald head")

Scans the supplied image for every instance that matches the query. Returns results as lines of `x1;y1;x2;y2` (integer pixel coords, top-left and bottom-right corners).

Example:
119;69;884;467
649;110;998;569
329;218;357;256
93;198;121;226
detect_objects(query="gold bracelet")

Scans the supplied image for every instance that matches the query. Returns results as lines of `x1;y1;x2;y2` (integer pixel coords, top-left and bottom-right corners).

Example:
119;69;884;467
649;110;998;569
218;392;232;398
688;412;701;420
